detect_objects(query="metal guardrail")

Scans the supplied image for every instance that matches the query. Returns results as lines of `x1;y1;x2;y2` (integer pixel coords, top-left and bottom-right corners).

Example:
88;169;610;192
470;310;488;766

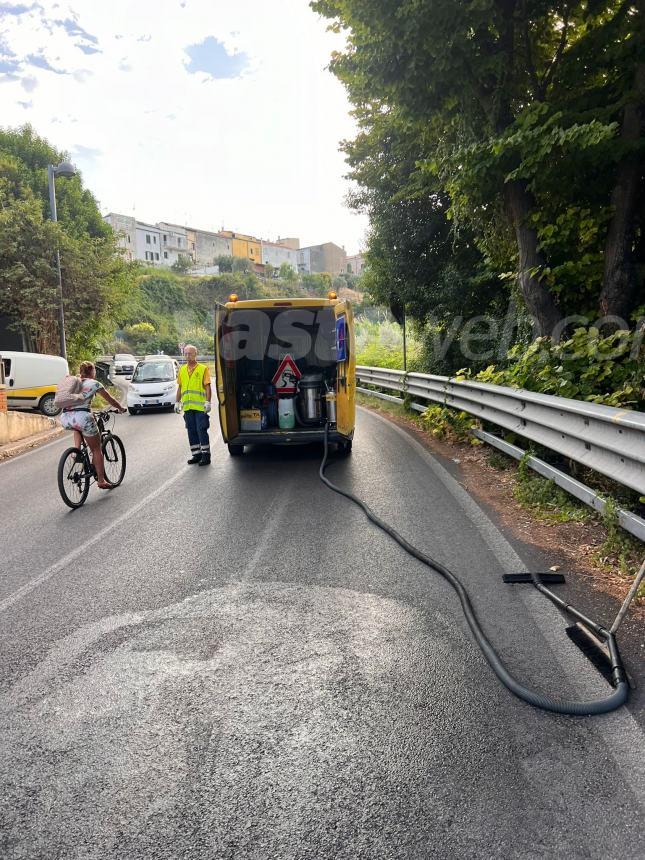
357;366;645;495
356;365;645;543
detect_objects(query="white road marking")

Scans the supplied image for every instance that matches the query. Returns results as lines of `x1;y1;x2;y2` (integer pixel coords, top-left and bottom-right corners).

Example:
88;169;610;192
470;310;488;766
0;465;190;614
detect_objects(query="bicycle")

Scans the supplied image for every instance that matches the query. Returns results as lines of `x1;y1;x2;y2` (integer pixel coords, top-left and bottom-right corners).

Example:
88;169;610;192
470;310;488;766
57;410;127;508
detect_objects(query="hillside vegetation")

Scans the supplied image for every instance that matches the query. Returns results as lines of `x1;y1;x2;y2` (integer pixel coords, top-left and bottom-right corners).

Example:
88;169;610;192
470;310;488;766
0;125;132;365
314;0;645;409
106;268;367;357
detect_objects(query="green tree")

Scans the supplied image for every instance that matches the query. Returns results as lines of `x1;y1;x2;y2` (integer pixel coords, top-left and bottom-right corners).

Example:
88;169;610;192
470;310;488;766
313;1;644;334
232;256;252;273
123;322;156;351
0;125;110;241
333;100;508;368
180;325;214;353
0;175;61;352
301;272;333;296
140;272;187;313
171;253;193;273
214;254;235;272
0;125;135;362
279;262;297;281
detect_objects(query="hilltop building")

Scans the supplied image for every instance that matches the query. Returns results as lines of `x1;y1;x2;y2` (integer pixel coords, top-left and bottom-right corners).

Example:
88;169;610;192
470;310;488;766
136;221;163;265
157;222;189;267
346;253;366;275
194;230;232;264
104;213;348;276
104;213;136;261
217;231;262;269
261;240;299;273
275;237;300;251
297;242;346;275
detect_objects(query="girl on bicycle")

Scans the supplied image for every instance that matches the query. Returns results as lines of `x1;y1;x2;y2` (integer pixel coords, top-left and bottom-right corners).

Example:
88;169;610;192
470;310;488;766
59;361;125;489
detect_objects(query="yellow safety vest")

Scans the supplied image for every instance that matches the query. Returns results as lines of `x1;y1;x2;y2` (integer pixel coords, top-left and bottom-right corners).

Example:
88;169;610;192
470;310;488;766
179;363;207;412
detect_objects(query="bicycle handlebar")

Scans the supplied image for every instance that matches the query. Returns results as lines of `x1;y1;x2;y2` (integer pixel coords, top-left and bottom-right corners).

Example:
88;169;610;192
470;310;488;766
93;408;123;417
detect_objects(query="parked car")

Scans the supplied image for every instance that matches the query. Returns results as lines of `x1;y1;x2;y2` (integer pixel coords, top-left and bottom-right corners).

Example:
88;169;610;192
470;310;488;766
127;357;179;414
112;353;137;376
1;351;68;416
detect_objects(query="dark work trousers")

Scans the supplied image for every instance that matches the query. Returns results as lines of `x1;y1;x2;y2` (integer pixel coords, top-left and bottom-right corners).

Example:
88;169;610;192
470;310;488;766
184;410;210;456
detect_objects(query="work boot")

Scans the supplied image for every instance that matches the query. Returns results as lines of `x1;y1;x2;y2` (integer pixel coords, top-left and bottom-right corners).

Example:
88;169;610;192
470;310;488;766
187;454;202;464
198;454;211;466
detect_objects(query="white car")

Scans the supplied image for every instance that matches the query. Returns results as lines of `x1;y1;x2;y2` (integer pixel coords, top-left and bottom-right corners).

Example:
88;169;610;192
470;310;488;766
112;353;137;376
127;358;179;414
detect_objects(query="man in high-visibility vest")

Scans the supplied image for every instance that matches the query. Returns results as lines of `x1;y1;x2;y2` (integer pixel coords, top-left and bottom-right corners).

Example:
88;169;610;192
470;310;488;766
174;344;212;466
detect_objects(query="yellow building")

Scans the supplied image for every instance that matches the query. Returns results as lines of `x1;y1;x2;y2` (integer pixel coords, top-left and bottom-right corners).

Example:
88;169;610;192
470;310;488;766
218;231;262;267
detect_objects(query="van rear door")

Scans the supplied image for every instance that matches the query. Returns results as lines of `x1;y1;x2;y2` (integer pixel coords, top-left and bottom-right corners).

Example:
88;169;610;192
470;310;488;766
215;308;241;442
333;301;355;437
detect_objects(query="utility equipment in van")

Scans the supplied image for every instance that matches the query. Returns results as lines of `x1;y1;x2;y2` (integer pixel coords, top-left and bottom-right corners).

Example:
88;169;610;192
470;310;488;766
215;292;355;456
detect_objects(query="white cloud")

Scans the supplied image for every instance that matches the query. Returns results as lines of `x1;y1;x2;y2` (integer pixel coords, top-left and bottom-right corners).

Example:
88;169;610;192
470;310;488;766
0;0;368;252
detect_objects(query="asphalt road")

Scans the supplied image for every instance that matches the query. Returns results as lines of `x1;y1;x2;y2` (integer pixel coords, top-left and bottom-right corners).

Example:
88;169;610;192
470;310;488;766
1;405;644;859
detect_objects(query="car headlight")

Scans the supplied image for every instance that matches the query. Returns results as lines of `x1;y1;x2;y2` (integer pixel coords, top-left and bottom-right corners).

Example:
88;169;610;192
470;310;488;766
163;383;175;391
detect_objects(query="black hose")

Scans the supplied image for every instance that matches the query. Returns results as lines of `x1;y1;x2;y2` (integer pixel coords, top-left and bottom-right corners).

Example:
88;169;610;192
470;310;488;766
319;424;628;716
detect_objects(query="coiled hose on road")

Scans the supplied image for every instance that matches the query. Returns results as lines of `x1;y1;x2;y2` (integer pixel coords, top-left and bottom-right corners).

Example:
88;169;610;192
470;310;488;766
320;425;628;716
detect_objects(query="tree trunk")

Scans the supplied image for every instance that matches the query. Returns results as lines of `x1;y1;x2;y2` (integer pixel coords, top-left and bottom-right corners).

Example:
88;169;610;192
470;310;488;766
504;179;562;337
599;62;645;323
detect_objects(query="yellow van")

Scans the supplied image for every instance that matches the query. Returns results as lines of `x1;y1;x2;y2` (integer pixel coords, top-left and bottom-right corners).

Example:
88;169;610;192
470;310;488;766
1;351;68;416
215;293;355;455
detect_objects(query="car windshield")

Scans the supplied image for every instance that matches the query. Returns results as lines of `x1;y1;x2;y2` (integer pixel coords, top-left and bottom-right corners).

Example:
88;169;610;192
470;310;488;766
115;354;134;361
132;361;175;383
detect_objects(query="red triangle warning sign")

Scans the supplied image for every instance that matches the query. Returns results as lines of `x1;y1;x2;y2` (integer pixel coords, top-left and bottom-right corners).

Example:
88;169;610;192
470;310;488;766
272;354;301;394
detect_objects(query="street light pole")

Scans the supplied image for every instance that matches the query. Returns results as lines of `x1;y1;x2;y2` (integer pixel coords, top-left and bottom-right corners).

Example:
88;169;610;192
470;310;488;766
402;306;407;372
47;161;76;361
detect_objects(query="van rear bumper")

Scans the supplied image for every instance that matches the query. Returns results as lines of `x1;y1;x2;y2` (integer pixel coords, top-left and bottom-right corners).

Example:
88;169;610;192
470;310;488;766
228;427;351;446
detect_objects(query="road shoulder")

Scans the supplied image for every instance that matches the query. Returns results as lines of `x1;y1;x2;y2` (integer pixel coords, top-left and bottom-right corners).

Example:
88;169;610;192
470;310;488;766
0;425;65;462
357;400;645;726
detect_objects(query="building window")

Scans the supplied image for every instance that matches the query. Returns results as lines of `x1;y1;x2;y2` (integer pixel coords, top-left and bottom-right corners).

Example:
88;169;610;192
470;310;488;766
127;236;131;243
191;242;195;250
155;253;159;260
153;236;157;244
178;238;182;247
146;234;151;244
163;235;167;242
164;251;168;259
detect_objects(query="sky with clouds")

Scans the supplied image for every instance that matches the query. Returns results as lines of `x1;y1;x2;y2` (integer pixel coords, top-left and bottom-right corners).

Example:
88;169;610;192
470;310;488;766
0;0;368;253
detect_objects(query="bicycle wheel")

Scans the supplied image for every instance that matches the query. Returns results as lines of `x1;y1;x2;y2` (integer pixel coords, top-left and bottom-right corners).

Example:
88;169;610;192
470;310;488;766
58;447;90;509
102;433;126;486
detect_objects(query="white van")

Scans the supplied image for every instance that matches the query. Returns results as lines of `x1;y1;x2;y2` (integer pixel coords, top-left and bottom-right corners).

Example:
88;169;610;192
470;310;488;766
1;351;69;416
